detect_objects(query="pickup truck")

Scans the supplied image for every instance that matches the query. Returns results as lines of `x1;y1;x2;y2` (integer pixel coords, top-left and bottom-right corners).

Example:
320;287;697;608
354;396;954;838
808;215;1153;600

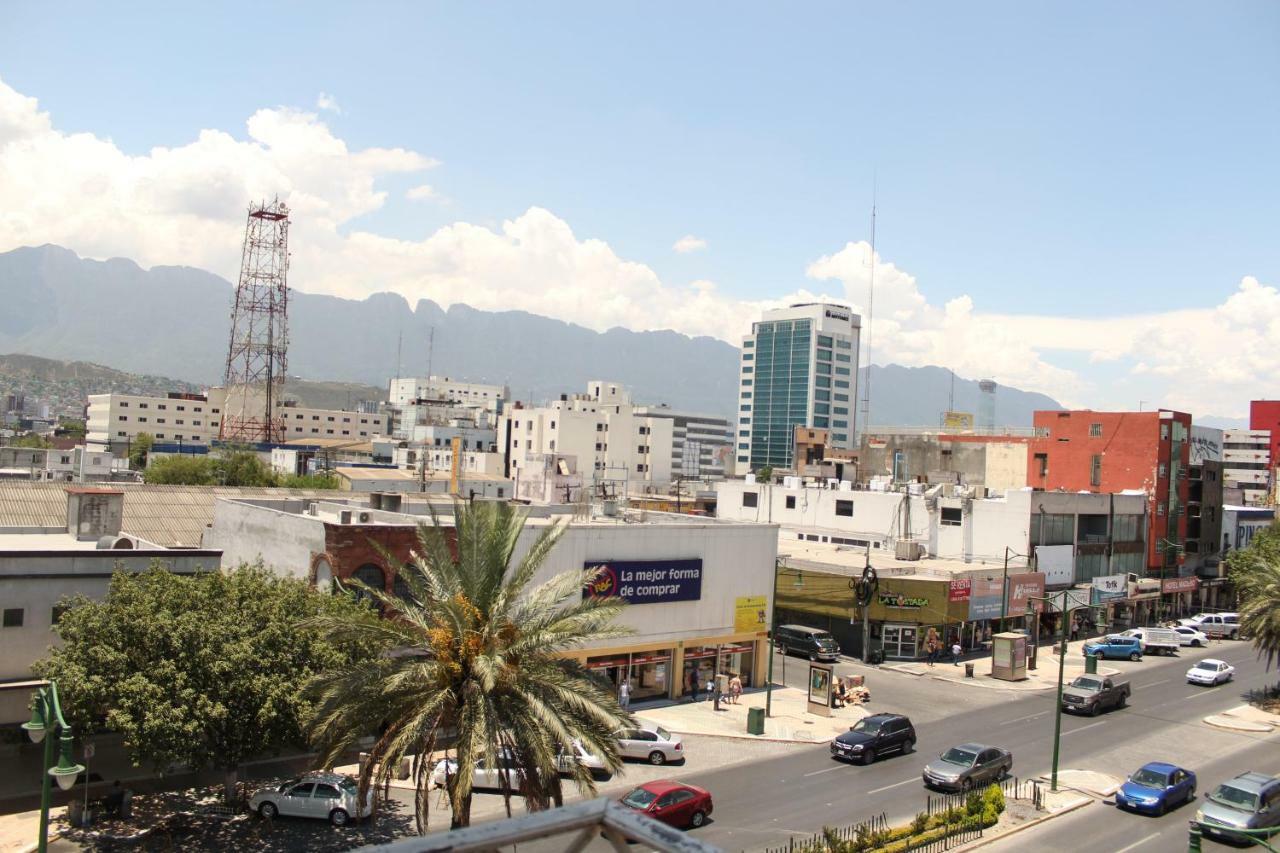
1178;613;1242;640
1061;675;1131;716
1083;635;1143;661
1120;627;1180;656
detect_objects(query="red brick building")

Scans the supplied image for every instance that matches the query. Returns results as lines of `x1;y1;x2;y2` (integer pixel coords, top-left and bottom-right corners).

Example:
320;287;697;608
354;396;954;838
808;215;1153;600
1026;409;1192;572
1249;400;1280;471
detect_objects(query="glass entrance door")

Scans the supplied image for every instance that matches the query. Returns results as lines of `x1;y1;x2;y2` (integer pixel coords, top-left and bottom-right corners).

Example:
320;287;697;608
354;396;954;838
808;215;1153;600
882;624;918;659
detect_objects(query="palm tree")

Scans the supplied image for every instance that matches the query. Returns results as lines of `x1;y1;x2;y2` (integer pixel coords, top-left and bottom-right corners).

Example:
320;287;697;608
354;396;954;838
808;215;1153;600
1229;524;1280;668
305;500;634;832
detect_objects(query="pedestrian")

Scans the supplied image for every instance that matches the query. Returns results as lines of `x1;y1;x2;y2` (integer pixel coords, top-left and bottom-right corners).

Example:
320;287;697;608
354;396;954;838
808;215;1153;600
618;678;630;709
707;675;716;705
1070;618;1080;642
688;671;700;703
950;640;962;665
729;673;743;704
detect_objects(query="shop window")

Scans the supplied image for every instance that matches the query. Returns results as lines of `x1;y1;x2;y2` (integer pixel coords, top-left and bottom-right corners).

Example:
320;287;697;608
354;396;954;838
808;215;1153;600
941;507;963;526
742;491;758;508
835;500;853;517
785;495;796;509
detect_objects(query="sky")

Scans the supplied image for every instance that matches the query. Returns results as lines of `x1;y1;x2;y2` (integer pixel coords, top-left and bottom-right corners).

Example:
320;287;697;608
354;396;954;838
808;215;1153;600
1;2;1278;418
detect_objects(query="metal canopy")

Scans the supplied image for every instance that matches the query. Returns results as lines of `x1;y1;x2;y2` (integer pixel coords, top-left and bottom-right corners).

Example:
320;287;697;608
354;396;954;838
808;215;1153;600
354;797;723;853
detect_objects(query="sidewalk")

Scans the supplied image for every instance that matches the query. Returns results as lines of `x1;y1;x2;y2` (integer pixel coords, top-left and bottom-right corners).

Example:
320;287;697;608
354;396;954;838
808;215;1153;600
636;686;868;743
885;639;1122;691
1205;703;1280;733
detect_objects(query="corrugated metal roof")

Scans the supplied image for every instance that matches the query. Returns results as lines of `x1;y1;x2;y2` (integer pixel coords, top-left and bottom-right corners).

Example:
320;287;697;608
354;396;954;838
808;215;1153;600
0;483;352;548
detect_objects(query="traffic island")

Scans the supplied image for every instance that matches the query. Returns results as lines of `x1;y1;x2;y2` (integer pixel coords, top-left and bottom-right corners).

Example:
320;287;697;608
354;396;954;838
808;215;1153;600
1204;704;1279;733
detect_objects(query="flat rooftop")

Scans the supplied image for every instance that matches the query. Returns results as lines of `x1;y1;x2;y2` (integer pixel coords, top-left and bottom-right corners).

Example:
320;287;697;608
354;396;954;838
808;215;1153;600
777;538;1032;582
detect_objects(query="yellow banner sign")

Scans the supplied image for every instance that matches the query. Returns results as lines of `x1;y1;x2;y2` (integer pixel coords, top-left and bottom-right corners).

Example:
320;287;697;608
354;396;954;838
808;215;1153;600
734;595;768;633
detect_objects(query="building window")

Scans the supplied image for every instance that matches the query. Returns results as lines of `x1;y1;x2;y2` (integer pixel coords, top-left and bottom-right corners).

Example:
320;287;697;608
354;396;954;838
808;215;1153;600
2;608;22;628
818;335;833;347
137;417;146;423
741;392;752;399
139;403;148;408
1034;453;1048;478
941;507;963;526
1161;424;1170;441
741;379;753;387
835;500;853;517
786;495;796;509
1157;502;1166;516
156;418;165;424
742;491;759;508
119;401;128;407
117;431;126;437
177;405;185;411
834;380;850;389
158;404;166;410
1089;422;1102;437
118;416;127;422
51;605;69;624
742;353;753;361
155;434;164;439
1090;454;1102;487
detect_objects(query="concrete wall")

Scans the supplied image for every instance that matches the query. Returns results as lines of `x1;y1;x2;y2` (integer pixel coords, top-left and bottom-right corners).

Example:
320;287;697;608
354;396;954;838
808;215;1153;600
203;499;327;579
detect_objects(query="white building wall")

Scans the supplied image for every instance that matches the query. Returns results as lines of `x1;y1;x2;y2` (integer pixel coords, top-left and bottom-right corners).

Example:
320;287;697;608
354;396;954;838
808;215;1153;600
389;376;509;411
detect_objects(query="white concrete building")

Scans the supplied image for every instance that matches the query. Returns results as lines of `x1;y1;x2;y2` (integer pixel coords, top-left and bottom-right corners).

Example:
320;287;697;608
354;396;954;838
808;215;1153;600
388;376;509;412
87;389;387;455
632;404;732;480
334;466;512;498
501;383;675;496
0;487;219;723
1222;428;1270;505
735;303;861;476
204;496;778;702
0;446;116;482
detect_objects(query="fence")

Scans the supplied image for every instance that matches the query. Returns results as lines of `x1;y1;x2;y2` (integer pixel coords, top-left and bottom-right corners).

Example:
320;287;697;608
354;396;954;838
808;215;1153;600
759;777;1044;853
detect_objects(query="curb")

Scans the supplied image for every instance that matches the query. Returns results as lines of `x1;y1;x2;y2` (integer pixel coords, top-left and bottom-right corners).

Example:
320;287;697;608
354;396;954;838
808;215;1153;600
954;794;1093;850
928;675;1054;692
1203;715;1274;734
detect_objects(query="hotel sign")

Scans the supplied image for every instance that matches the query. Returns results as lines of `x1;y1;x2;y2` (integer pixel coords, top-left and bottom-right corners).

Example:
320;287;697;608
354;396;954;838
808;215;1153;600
583;559;703;605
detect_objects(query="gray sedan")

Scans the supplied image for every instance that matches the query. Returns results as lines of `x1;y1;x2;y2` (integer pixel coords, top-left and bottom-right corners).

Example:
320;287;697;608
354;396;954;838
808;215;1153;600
922;743;1012;792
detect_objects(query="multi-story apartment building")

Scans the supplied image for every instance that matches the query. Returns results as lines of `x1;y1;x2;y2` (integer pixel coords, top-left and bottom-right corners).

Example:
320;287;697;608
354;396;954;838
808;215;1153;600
1221;429;1270;506
734;303;861;476
87;389;388;454
631;404;732;480
388;376;509;412
500;382;674;495
1026;409;1191;573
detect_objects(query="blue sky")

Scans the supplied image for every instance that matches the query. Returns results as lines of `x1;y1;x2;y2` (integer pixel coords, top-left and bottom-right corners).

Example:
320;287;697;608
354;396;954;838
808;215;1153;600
1;2;1278;415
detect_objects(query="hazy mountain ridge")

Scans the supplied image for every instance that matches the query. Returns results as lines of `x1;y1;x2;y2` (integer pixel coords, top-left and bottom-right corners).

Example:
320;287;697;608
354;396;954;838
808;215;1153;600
0;245;1064;424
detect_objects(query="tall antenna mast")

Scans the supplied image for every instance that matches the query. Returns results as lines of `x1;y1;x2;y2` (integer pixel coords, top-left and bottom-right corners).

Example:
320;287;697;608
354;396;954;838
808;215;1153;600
395;330;403;383
859;183;876;442
426;326;435;382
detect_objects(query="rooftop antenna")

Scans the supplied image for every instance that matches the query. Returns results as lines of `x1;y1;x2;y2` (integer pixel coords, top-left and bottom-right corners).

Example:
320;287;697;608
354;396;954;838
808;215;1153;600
859;180;877;442
395;329;402;383
426;326;435;382
949;368;956;413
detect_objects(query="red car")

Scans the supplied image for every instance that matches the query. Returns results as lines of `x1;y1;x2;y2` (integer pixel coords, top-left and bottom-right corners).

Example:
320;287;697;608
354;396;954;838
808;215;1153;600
619;780;713;829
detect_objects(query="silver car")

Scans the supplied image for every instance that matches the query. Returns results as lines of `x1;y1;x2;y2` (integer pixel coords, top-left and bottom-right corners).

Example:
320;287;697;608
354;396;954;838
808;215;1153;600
1197;771;1280;841
249;772;373;826
922;743;1012;792
613;723;685;765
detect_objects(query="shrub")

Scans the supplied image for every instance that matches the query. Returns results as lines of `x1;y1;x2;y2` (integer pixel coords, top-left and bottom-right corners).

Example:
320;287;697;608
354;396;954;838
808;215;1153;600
911;812;929;834
965;790;984;816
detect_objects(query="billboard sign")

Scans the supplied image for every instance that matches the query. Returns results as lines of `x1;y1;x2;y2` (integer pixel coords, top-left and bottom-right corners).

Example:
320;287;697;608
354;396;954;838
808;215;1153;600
968;578;1004;621
943;411;975;431
1090;574;1128;604
948;578;972;603
583;559;703;605
1162;576;1199;594
1007;573;1045;616
734;595;768;633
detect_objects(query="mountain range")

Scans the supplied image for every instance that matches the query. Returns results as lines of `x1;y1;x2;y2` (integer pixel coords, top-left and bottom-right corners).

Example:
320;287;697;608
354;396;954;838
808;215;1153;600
0;244;1063;424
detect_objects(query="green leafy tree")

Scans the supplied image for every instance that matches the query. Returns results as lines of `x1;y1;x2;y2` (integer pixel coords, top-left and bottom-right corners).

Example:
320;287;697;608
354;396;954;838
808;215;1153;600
142;454;217;484
11;432;51;449
128;433;154;470
755;465;774;482
34;562;381;802
279;471;340;489
214;448;278;486
1228;523;1280;667
305;501;634;832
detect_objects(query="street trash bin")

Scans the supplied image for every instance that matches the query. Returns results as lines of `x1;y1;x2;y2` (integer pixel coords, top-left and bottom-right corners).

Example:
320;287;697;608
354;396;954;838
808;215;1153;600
1085;654;1098;674
747;706;765;736
964;662;975;678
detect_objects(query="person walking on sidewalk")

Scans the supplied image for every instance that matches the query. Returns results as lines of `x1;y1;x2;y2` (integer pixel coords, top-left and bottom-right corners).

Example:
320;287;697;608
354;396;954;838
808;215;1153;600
950;640;962;665
729;673;743;704
1070;617;1080;643
618;678;630;709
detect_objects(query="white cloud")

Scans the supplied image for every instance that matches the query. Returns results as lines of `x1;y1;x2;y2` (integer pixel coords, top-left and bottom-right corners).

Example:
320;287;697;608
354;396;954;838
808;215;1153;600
316;92;341;114
673;235;707;253
405;183;437;201
0;76;1272;417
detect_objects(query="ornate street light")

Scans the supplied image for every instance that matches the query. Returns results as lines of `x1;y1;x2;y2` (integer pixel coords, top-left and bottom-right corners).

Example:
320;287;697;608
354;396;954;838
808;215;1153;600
24;681;85;852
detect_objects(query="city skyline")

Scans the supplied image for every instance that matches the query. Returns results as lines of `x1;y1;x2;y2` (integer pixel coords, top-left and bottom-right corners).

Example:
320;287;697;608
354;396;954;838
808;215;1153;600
1;3;1277;417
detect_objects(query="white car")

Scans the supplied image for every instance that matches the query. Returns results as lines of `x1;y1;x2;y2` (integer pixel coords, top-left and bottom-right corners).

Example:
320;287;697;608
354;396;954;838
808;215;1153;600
557;739;611;780
613;723;685;765
430;751;524;792
249;772;373;826
1186;658;1235;686
1173;625;1209;647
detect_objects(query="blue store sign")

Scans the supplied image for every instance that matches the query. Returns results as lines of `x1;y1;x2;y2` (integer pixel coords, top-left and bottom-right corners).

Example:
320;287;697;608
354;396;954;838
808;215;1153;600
583;559;703;605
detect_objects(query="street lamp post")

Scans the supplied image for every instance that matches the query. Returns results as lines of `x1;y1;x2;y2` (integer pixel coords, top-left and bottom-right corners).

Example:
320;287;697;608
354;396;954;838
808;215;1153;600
1156;537;1184;623
765;559;783;718
23;681;85;853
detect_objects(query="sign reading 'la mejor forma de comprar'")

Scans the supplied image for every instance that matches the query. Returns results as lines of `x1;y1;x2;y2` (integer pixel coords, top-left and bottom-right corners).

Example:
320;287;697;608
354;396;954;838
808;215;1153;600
582;559;703;604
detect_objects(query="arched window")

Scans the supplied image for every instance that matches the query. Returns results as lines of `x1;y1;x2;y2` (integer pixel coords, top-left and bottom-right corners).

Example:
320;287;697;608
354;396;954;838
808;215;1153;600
349;563;386;603
392;571;412;604
313;557;333;592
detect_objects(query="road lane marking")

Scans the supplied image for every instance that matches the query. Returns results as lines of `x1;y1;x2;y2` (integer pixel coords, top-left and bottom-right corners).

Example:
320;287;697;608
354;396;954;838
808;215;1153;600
1114;832;1160;853
1136;679;1169;688
1184;686;1224;698
1000;711;1050;726
1062;720;1107;736
803;765;847;777
867;777;919;794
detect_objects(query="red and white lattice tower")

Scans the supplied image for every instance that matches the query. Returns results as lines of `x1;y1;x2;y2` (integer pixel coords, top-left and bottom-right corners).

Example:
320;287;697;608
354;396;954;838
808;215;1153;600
219;198;290;444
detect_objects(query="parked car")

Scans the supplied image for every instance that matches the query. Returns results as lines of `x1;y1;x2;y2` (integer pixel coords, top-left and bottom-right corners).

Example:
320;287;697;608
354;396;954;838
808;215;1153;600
557;740;611;780
830;713;916;764
922;743;1012;792
612;723;684;765
430;750;526;792
1115;762;1196;816
1179;613;1241;640
1186;658;1235;686
1120;627;1180;656
1173;625;1209;647
775;624;840;661
1197;771;1280;841
1061;675;1130;716
249;772;373;826
619;780;713;829
1083;635;1143;661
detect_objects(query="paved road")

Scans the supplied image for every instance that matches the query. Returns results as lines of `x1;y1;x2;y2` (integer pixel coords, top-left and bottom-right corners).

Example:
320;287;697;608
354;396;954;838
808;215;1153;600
510;641;1280;852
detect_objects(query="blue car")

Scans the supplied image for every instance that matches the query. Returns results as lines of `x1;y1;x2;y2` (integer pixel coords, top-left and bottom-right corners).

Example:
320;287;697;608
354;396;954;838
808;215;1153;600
1115;762;1197;816
1083;635;1143;661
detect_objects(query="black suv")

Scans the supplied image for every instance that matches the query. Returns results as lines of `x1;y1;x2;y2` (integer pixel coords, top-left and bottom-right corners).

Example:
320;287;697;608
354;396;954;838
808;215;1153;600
830;713;916;765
